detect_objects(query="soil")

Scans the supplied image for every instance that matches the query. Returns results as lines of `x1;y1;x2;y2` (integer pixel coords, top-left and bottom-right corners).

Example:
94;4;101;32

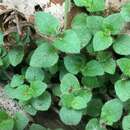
35;110;83;130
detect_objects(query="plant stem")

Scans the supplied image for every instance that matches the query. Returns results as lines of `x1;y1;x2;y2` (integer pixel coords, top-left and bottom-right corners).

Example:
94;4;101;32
64;0;71;30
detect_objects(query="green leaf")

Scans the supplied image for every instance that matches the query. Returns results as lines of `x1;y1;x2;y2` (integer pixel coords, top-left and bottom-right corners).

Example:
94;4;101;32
8;46;24;66
61;89;92;110
26;104;37;115
71;13;87;29
23;104;37;116
115;79;130;102
73;0;88;7
31;91;51;111
35;12;60;35
15;85;33;101
86;0;105;12
113;34;130;55
29;124;46;130
117;58;130;77
86;16;104;35
30;81;47;98
103;13;125;35
53;30;80;54
97;52;116;74
71;96;87;110
14;112;29;130
48;64;58;74
100;99;123;126
96;51;112;62
0;119;14;130
72;89;92;110
85;118;106;130
82;60;104;77
60;73;80;94
122;114;130;130
30;42;59;68
72;28;92;49
2;55;10;69
0;111;9;123
25;67;44;81
10;74;24;88
4;84;19;99
60;94;74;108
73;0;105;12
0;32;3;45
121;2;130;22
81;77;101;89
101;58;116;74
59;107;82;125
86;99;103;117
71;13;92;48
93;31;113;51
64;55;85;74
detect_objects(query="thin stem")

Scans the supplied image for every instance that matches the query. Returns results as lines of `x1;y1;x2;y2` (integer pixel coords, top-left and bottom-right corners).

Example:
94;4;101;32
64;0;71;30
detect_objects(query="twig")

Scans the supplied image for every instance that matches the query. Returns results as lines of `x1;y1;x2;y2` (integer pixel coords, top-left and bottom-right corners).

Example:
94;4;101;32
15;11;22;35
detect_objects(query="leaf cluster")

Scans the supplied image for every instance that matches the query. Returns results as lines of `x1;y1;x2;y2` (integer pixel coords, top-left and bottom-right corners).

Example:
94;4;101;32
1;0;130;130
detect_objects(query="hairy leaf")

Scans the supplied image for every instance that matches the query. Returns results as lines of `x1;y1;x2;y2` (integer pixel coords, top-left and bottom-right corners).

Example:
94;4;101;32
60;73;80;94
30;81;47;98
85;118;106;130
115;79;130;102
82;60;104;77
59;107;82;125
10;74;24;88
64;55;85;74
86;16;104;35
14;112;29;130
103;13;125;35
31;92;51;111
30;42;59;68
25;67;44;81
53;30;80;53
122;114;130;130
117;58;130;77
35;12;60;35
113;34;130;55
8;46;24;66
100;99;123;126
93;31;113;51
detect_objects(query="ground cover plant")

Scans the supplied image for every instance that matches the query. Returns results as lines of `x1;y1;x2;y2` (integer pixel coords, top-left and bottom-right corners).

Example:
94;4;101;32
1;0;130;129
